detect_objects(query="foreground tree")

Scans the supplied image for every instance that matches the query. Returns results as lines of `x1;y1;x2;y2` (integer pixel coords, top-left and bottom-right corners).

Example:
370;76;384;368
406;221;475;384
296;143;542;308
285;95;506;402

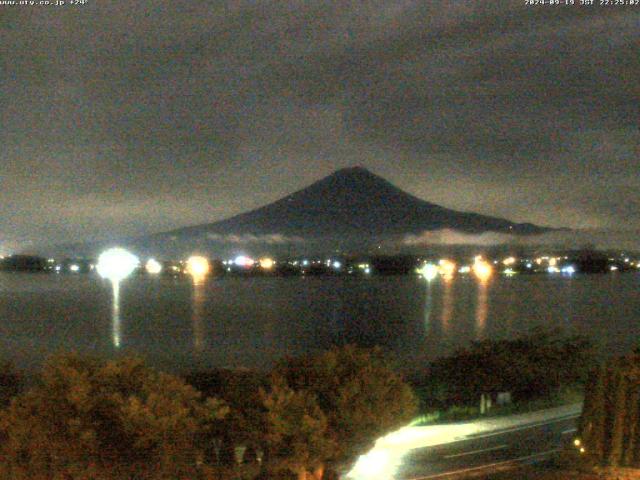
425;328;593;407
579;354;640;467
0;361;21;407
261;378;335;480
0;353;228;479
186;368;269;467
274;345;418;475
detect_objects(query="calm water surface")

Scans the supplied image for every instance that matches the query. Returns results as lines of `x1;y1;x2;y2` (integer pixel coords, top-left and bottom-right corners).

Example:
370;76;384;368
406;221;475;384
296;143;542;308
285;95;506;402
1;272;638;372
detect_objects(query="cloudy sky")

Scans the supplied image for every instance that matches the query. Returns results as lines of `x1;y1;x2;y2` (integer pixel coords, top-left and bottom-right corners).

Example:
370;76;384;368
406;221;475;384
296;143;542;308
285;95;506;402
1;1;638;253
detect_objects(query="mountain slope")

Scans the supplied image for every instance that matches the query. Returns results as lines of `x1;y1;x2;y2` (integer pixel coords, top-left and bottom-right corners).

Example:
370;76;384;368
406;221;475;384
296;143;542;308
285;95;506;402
161;167;549;238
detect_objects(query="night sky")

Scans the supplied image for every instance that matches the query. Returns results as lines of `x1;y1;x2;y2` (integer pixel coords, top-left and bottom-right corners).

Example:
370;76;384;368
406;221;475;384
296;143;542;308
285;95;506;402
1;1;638;254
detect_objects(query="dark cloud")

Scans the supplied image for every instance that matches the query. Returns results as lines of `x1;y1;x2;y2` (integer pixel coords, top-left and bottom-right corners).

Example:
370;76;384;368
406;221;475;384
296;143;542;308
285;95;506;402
0;1;638;253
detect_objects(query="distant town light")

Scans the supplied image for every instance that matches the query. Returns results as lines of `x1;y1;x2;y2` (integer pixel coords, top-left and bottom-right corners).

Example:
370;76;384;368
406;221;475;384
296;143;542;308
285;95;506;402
502;257;516;266
458;266;471;274
332;261;342;269
96;248;139;282
259;257;275;270
234;255;254;267
69;264;80;272
146;258;163;274
561;265;576;275
186;256;210;277
418;263;438;281
472;257;493;281
547;266;560;273
438;259;456;277
610;266;618;271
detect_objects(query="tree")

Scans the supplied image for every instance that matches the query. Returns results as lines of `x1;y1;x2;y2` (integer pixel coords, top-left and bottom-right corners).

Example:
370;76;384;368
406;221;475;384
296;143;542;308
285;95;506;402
274;345;418;471
186;368;269;465
579;354;640;467
0;361;21;407
0;353;228;479
261;377;335;480
425;329;593;408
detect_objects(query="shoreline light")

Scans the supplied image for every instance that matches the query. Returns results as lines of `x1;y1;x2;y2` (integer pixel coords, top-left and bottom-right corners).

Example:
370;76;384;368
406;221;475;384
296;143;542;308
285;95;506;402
96;248;140;282
234;255;254;268
186;256;210;277
418;263;438;281
259;257;275;270
502;257;516;266
145;258;163;275
438;259;456;277
472;257;493;281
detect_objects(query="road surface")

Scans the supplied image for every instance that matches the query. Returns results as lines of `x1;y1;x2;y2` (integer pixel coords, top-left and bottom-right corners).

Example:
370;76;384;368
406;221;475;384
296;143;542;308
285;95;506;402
346;404;581;480
395;413;578;479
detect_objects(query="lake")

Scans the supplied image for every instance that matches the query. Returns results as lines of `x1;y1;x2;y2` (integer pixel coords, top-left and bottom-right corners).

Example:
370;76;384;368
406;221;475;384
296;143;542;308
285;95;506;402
0;272;638;373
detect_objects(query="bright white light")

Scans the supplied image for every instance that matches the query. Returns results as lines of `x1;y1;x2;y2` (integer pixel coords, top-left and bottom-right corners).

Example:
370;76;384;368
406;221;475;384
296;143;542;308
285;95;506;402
548;266;560;273
419;263;438;281
610;265;619;271
458;266;471;274
364;267;371;274
234;255;254;267
332;261;342;269
503;268;516;275
526;263;533;269
347;450;396;480
561;265;576;274
69;264;80;272
302;260;309;266
96;248;139;282
145;258;163;274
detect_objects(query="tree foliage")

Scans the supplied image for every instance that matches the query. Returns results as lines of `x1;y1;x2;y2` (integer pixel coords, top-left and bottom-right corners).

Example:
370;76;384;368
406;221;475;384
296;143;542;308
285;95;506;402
424;329;593;407
260;377;335;479
0;361;21;407
0;353;228;479
580;354;640;467
274;345;418;465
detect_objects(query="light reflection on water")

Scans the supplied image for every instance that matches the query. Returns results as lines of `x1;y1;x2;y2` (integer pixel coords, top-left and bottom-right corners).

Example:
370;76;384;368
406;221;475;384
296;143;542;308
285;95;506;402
0;272;638;371
191;275;206;353
111;281;121;348
423;281;433;334
440;276;454;336
474;279;490;339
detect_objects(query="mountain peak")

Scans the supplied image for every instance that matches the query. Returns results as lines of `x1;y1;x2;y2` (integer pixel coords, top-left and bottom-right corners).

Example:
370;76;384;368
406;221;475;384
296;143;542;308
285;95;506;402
157;167;553;240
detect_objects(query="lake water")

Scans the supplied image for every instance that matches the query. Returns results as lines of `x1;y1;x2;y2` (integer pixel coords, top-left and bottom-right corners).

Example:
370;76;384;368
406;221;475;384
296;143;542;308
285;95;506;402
1;272;638;373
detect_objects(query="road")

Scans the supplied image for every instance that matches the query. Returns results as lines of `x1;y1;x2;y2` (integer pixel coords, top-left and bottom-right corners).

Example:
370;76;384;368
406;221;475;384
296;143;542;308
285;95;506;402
395;414;579;479
345;405;582;480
